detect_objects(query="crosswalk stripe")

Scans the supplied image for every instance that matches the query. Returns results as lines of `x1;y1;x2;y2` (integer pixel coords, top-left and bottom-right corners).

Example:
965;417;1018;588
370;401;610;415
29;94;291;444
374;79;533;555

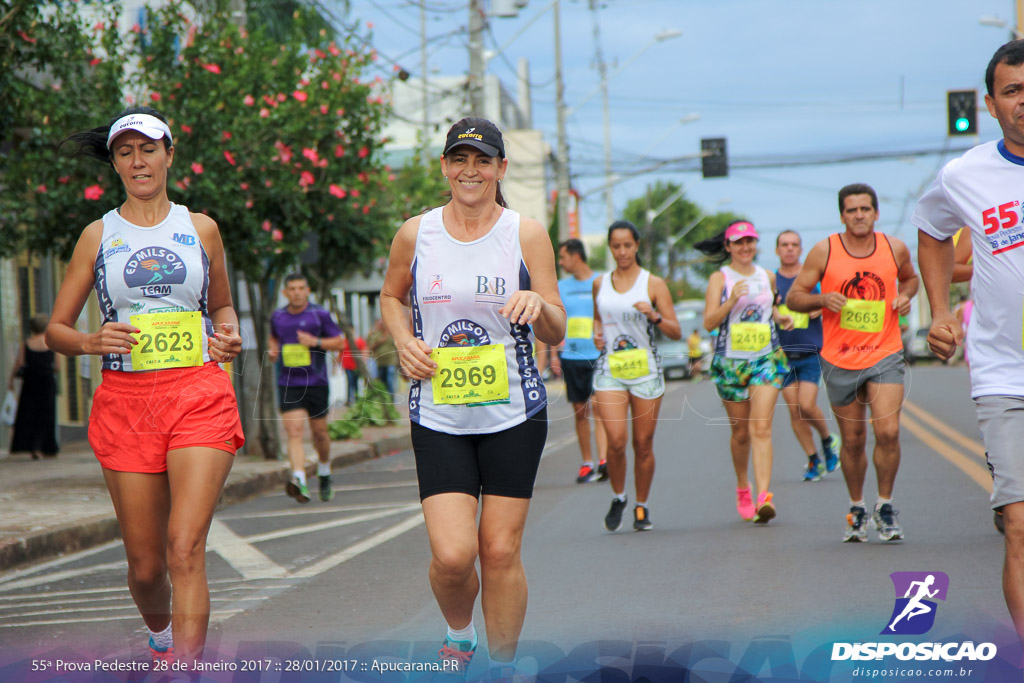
290;512;424;579
207;519;289;579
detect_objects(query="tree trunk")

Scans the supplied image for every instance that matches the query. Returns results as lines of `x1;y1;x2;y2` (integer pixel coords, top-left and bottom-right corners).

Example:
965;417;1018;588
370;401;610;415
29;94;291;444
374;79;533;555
247;277;281;460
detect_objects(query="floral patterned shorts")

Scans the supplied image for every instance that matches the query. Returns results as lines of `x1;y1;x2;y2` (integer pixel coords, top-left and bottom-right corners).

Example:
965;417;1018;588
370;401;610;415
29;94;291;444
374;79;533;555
711;348;789;402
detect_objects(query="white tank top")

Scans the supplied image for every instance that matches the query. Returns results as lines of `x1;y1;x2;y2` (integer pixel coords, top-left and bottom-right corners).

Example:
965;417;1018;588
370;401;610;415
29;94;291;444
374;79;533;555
93;204;213;371
409;206;546;434
714;264;780;360
594;268;661;384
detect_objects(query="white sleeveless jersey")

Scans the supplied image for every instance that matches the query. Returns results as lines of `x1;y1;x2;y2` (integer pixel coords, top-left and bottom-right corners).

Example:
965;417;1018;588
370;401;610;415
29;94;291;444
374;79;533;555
410;206;546;434
912;139;1024;398
93;204;213;371
593;268;662;384
714;265;780;360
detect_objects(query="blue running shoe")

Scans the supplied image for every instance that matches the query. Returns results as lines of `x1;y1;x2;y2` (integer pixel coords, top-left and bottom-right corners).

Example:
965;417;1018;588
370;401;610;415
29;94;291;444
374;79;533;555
438;636;477;679
802;455;823;482
823;433;841;473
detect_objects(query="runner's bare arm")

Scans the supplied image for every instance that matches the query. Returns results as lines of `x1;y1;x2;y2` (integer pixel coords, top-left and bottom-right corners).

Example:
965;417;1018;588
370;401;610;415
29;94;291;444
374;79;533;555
918;230;962;360
592;275;605;351
645;274;681;340
786;240;842;313
506;218;566;344
953;228;974;283
194;213;241;362
380;216;435;379
891;237;919;315
704;270;745;331
46;221;139;356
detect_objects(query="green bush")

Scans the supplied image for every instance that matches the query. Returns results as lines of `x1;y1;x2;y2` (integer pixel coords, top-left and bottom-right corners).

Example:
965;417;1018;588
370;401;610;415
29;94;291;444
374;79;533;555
327;379;399;440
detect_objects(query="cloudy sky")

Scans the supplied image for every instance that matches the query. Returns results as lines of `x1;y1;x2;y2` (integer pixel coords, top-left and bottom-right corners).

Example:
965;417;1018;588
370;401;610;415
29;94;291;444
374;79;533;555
345;0;1017;262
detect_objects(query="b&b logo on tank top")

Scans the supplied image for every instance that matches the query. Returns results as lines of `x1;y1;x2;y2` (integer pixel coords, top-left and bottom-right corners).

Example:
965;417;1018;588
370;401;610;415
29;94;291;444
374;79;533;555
123;247;187;298
439;319;492;347
841;271;886;300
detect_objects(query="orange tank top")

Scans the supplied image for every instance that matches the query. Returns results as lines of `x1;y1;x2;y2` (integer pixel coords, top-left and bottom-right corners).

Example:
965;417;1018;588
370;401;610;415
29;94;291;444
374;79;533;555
820;233;902;370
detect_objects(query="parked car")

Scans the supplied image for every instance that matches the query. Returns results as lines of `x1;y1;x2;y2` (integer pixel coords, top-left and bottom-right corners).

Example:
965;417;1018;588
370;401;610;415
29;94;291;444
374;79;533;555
658;300;712;380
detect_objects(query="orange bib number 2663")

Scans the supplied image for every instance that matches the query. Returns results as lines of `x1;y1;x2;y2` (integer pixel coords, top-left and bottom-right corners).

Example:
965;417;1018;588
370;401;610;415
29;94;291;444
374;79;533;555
431;344;510;405
130;311;203;370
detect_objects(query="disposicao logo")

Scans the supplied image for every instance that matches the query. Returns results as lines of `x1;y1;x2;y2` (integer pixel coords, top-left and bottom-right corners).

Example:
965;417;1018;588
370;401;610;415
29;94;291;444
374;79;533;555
884;571;948;635
831;571;997;663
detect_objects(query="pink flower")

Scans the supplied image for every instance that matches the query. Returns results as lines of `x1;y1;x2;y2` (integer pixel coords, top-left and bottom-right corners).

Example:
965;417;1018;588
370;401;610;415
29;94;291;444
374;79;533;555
302;147;319;163
223;150;237;166
191;162;204;174
351;189;361;198
93;22;104;32
262;220;271;232
36;184;47;193
84;185;104;201
89;57;102;66
299;171;315;187
292;90;308;102
271;229;284;241
366;21;374;29
201;63;221;75
18;31;37;44
131;23;141;33
358;146;369;158
387;173;396;182
240;182;250;190
243;94;255;106
363;205;371;215
357;172;368;183
334;144;345;158
299;78;310;86
329;45;341;57
265;180;273;188
222;131;232;141
320;104;328;115
317;159;327;168
245;199;254;209
321;81;329;90
329;184;346;199
259;108;270;118
180;124;193;134
58;176;70;184
150;92;161;102
263;94;276;107
277;93;286;102
175;180;188;191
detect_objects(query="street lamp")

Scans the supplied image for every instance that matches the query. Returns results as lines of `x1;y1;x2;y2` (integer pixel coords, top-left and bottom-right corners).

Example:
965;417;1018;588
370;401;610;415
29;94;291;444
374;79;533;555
979;10;1024;39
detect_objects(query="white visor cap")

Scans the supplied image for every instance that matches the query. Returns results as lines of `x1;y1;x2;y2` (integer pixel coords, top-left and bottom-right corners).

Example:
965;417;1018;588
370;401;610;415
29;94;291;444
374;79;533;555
106;114;173;149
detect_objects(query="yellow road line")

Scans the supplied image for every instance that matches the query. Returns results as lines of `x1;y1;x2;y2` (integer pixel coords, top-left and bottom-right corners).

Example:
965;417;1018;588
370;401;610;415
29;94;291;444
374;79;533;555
902;399;985;460
900;411;992;494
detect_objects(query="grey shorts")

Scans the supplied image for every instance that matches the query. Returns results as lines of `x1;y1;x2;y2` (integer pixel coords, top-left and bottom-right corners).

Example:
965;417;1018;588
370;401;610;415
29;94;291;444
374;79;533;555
975;395;1024;509
593;371;665;400
820;353;905;407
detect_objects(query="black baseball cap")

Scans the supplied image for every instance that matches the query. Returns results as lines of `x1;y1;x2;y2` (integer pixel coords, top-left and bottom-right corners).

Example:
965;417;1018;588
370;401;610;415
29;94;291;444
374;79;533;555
442;117;505;158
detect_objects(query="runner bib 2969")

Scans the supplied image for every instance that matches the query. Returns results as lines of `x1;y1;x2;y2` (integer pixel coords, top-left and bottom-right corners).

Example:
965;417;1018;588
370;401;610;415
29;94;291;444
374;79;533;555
431;344;510;405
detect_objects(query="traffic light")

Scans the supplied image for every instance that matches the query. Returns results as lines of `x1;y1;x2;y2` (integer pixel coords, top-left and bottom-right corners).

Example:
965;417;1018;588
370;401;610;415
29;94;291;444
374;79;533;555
701;137;728;178
947;90;977;136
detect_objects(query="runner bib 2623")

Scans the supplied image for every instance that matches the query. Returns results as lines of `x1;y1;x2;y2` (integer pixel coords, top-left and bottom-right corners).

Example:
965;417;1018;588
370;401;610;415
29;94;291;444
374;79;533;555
130;311;203;370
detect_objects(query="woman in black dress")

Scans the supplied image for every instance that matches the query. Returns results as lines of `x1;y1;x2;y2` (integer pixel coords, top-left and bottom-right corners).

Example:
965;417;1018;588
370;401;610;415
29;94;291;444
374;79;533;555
8;314;59;458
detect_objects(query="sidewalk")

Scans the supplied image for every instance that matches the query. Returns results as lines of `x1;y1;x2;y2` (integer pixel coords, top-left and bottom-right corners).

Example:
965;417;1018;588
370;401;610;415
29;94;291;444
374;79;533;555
0;424;412;572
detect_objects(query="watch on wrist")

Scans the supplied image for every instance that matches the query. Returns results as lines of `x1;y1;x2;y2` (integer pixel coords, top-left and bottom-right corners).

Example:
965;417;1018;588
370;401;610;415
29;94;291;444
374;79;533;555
315;338;322;350
653;313;663;325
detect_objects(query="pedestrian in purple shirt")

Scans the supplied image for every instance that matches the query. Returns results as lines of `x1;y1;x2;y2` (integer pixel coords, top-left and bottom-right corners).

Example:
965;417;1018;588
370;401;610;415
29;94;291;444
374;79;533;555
269;273;344;503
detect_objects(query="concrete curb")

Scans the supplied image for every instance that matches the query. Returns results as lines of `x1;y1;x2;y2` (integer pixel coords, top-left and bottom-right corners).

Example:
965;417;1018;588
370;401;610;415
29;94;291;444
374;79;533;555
0;432;412;571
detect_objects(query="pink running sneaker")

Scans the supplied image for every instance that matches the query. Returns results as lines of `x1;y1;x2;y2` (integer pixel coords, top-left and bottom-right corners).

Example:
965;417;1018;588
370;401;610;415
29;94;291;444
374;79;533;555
736;487;755;521
753;491;776;524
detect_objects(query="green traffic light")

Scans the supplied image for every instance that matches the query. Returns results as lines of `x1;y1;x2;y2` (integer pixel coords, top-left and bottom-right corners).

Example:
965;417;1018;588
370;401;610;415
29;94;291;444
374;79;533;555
956;117;970;132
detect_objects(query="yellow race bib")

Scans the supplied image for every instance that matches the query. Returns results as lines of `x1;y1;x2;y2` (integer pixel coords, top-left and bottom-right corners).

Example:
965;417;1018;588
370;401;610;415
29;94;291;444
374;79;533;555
609;348;649;380
777;305;809;330
130;311;203;370
566;317;593;340
730;322;771;353
281;343;311;368
840;299;885;333
431;344;510;405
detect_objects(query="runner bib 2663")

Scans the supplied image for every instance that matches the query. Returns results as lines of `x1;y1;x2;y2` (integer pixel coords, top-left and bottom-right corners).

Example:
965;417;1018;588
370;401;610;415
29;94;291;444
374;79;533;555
431;344;510;405
130;311;203;370
840;299;885;333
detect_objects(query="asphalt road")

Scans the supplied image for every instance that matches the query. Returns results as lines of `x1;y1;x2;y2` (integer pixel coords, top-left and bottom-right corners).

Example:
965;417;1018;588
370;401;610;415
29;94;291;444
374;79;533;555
1;364;1018;682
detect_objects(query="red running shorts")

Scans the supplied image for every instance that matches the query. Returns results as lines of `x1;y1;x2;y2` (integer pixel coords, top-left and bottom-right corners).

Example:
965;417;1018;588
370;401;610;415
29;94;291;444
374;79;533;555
88;362;245;473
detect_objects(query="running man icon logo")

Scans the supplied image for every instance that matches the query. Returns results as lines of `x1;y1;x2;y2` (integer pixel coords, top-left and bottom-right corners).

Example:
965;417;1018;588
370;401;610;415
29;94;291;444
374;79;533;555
882;571;949;635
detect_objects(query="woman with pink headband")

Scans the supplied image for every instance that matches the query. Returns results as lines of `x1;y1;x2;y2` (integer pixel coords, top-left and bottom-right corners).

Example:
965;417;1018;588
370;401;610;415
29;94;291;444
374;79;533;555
49;106;244;669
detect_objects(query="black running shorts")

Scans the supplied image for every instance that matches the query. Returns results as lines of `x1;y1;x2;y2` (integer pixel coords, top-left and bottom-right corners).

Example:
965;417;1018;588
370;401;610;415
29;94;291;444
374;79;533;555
277;384;331;418
411;408;548;500
560;357;597;404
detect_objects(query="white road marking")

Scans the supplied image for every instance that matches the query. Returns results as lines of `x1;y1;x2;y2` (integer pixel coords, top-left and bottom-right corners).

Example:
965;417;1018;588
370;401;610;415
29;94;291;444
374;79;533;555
216;502;419;521
291;512;425;579
0;540;123;584
0;561;126;593
207;519;289;580
0;609;244;629
243;504;421;544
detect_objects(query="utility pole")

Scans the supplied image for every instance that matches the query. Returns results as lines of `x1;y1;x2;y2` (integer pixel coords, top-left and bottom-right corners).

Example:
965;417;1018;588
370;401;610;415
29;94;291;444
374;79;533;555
589;0;614;229
553;0;571;242
468;0;486;116
421;2;430;166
